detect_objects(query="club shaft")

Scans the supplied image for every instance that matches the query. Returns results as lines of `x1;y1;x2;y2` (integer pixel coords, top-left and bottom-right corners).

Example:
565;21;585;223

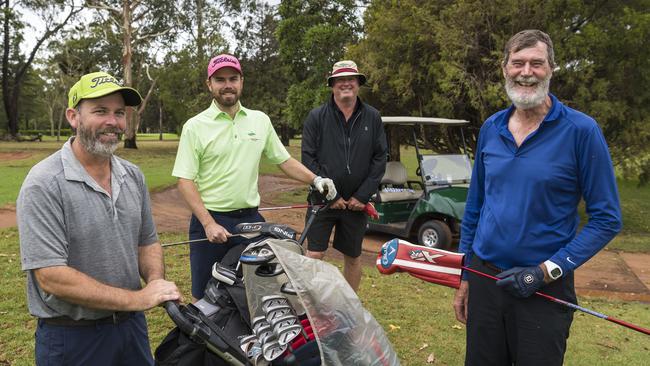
462;266;650;336
161;238;208;247
259;204;322;211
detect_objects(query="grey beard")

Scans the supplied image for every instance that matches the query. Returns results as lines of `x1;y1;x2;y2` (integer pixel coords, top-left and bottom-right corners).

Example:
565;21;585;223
505;76;550;110
77;124;120;158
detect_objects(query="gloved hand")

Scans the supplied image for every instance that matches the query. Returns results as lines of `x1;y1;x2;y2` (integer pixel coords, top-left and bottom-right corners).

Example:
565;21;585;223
313;176;337;201
495;265;545;298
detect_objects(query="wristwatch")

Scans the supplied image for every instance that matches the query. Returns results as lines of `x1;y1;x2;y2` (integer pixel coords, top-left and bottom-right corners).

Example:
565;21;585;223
544;260;563;281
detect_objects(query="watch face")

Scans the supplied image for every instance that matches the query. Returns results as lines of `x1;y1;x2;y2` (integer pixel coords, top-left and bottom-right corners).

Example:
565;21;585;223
551;268;562;278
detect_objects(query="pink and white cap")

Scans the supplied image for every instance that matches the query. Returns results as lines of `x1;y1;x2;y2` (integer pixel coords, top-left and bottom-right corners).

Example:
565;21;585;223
207;54;242;78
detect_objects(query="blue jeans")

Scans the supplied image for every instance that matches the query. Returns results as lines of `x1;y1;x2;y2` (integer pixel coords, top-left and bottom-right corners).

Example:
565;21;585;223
35;312;153;366
189;208;264;298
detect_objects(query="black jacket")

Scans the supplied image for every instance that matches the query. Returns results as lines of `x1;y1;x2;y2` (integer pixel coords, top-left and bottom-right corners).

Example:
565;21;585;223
302;95;387;203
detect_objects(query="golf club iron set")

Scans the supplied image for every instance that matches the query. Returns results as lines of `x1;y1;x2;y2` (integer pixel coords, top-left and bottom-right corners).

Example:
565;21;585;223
237;243;315;364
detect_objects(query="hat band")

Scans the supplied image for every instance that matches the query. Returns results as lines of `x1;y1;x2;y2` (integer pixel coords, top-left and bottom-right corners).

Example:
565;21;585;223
331;68;359;76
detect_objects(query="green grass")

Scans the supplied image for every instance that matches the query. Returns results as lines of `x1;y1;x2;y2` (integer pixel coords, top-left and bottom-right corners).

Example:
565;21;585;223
2;139;650;246
1;227;649;365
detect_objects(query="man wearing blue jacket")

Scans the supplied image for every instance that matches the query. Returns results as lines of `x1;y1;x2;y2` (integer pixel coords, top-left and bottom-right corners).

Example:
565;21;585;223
453;30;622;365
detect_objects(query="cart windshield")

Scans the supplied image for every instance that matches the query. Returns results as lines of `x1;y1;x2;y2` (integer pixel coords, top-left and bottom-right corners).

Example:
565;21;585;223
421;154;472;185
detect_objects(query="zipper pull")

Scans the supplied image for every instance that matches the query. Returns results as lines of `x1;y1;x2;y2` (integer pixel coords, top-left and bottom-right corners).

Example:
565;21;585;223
347;164;351;174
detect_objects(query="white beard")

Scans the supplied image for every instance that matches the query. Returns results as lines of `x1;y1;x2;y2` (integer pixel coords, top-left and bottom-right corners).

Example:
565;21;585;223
505;75;550;110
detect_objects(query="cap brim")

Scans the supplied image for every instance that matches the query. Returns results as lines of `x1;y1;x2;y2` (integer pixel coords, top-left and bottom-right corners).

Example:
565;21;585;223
327;73;367;87
81;87;143;107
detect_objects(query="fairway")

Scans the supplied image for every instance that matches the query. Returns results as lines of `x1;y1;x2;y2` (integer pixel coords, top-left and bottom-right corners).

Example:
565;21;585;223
1;140;650;365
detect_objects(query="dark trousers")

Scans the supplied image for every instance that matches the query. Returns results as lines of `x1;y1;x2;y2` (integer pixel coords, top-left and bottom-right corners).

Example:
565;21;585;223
35;312;152;366
465;255;575;366
189;208;264;299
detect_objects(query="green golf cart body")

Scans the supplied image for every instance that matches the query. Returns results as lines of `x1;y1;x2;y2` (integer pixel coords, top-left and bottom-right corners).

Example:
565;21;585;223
368;116;472;249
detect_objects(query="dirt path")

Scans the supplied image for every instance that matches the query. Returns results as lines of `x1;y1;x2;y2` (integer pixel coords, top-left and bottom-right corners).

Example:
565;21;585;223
1;174;648;302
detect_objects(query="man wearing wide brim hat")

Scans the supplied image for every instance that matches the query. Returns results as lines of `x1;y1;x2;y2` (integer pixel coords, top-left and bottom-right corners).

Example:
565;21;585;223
18;71;181;365
302;60;387;292
326;60;367;87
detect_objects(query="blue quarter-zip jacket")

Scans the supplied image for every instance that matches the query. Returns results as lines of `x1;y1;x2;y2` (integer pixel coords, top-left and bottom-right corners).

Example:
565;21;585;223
459;94;622;275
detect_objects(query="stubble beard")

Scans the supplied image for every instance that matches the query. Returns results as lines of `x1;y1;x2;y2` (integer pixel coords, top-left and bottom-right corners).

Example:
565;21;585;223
214;89;240;108
505;74;551;110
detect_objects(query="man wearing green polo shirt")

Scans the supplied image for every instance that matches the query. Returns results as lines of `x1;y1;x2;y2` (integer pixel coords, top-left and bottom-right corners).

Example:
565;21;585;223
173;54;336;300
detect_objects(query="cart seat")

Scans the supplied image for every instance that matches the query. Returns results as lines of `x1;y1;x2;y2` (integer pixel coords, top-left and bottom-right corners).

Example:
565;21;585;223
376;162;423;202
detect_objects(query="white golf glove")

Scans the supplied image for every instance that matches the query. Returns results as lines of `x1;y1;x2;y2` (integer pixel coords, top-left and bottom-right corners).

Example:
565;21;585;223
313;176;337;201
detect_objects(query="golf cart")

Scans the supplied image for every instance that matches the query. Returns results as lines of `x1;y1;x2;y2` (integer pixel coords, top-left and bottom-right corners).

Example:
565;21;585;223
368;116;472;249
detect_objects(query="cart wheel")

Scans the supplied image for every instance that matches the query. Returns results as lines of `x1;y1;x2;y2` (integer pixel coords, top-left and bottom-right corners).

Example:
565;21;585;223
417;220;452;249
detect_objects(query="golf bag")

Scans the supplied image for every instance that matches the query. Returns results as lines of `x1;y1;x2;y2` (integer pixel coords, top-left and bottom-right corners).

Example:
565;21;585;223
155;221;400;365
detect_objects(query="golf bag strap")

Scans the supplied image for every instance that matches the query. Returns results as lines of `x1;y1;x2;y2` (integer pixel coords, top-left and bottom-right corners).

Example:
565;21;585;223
196;310;248;359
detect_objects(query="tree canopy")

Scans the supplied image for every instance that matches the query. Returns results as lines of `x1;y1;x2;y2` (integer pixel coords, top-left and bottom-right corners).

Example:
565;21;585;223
2;0;649;181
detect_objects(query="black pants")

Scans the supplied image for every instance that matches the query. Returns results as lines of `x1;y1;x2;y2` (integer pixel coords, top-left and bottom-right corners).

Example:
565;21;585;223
465;255;575;366
189;208;264;299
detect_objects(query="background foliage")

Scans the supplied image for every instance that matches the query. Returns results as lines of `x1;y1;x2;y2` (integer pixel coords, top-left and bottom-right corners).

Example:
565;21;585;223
2;0;650;179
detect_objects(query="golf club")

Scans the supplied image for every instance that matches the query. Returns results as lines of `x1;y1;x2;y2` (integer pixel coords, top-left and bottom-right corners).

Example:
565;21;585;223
280;282;297;295
264;304;294;321
377;239;650;336
255;263;285;277
261;295;290;312
275;324;304;346
261;340;287;362
463;266;650;336
239;334;257;354
240;246;276;265
270;314;299;331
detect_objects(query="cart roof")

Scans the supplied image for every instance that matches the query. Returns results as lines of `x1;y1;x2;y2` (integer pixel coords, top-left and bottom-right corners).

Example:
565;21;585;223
382;116;469;125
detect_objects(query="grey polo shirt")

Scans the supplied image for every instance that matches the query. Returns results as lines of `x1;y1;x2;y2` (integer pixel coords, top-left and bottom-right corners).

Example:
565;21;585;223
17;138;158;319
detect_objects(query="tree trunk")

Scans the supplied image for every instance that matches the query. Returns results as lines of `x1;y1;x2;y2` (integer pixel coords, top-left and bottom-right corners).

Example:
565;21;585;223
57;106;65;141
196;0;204;60
2;0;17;137
122;0;137;149
158;98;163;140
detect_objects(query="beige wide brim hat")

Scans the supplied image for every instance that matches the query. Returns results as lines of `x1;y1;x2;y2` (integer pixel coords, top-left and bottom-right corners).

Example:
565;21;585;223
327;60;367;86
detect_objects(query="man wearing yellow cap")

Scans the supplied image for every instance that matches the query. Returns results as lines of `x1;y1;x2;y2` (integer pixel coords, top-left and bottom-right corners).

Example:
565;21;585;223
17;72;181;365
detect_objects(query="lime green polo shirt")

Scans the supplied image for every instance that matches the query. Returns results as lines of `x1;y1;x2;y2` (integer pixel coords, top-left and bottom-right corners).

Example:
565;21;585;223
172;101;290;211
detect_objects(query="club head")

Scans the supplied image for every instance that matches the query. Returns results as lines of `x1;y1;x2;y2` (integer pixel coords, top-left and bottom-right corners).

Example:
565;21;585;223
270;314;299;331
211;262;236;285
254;324;272;340
255;263;285;277
261;296;290;313
259;332;277;346
280;281;297;295
264;304;293;321
240;246;276;265
275;324;304;346
252;315;267;328
262;340;287;362
239;334;257;353
246;339;262;359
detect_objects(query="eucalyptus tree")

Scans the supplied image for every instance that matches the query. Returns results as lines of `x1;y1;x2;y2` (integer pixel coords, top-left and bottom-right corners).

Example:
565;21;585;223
230;0;294;144
1;0;81;138
86;0;180;148
156;0;228;132
353;0;650;182
276;0;362;131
